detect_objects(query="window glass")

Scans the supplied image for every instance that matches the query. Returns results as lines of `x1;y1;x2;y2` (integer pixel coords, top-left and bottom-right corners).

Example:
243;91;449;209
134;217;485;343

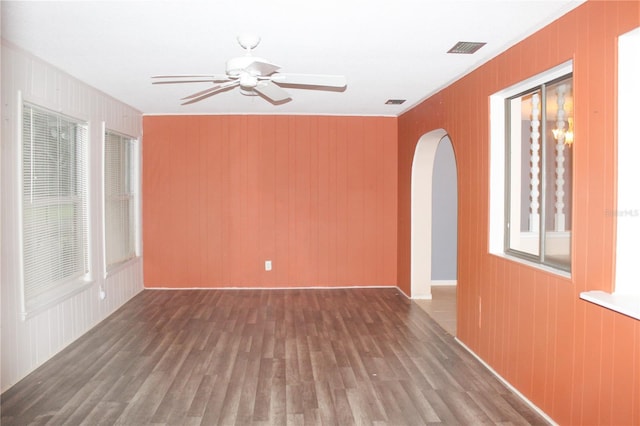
505;74;573;271
104;130;137;268
22;104;88;305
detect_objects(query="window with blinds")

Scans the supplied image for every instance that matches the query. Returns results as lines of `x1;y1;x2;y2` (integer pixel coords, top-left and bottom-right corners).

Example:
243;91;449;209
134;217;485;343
22;104;89;308
104;130;137;269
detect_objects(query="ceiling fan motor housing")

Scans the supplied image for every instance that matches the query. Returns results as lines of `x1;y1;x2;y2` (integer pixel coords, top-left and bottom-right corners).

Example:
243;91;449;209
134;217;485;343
238;72;258;89
226;56;267;77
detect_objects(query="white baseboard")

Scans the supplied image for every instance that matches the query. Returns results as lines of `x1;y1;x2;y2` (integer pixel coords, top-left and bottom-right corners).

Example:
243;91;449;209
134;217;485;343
144;285;401;291
411;293;433;300
394;286;411;299
455;338;557;426
431;280;457;286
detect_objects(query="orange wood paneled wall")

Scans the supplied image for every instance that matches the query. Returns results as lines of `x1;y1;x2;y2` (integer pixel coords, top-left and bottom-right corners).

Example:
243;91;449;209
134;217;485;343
143;115;397;288
397;1;639;424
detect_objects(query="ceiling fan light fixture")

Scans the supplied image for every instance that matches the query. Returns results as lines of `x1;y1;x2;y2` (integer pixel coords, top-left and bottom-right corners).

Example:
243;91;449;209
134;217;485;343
447;41;486;54
239;73;258;88
240;87;259;96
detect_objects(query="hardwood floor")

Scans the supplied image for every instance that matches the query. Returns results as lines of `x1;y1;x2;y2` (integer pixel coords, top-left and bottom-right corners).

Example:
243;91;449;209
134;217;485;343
1;288;548;425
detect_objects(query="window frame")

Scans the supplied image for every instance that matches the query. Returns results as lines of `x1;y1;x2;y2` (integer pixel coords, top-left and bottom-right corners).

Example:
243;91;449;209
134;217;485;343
103;126;139;274
580;26;640;320
489;60;573;278
20;102;91;315
503;73;573;272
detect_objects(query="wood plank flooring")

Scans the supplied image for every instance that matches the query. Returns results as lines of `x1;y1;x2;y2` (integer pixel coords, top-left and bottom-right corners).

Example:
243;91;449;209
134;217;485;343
1;288;549;425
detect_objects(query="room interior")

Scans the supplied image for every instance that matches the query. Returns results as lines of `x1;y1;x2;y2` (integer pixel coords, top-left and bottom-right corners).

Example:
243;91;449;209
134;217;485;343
2;1;639;425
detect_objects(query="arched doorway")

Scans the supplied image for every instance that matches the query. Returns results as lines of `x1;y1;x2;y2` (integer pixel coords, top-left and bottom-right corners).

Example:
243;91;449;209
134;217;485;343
411;129;458;300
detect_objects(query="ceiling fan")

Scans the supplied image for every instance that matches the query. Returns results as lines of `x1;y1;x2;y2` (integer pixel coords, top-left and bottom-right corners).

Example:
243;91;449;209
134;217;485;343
152;35;347;105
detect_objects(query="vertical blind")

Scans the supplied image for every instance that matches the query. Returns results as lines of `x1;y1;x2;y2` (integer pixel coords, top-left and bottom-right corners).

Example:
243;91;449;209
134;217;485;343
22;104;89;305
104;131;136;267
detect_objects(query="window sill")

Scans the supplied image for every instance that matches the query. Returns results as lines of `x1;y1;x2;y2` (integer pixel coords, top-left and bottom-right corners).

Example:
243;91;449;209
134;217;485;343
580;291;640;321
22;277;95;320
105;256;140;279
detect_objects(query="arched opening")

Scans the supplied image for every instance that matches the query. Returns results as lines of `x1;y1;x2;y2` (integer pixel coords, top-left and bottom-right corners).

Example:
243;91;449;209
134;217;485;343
411;129;458;334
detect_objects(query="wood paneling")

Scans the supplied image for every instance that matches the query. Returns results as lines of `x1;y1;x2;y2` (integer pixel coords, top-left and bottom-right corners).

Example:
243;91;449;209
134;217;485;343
143;115;397;288
397;1;640;424
0;42;144;392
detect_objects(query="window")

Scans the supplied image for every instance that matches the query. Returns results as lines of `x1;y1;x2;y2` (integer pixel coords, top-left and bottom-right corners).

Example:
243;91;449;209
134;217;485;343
489;61;573;275
104;130;137;269
580;27;640;320
612;27;640;297
505;74;573;272
22;104;89;309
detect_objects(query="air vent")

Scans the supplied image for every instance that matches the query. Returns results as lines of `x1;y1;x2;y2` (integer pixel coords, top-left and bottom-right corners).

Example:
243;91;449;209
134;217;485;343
447;41;486;54
385;99;406;105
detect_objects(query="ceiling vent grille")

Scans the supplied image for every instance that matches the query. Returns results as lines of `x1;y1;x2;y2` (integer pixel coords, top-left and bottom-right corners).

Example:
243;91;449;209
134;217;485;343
385;99;406;105
447;41;486;54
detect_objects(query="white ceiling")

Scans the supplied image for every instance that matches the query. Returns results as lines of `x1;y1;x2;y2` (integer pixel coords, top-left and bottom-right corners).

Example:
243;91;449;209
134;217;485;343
1;0;585;116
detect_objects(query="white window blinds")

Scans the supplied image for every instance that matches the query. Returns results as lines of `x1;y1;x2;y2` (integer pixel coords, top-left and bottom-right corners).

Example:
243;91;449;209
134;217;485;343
22;104;89;306
104;130;136;268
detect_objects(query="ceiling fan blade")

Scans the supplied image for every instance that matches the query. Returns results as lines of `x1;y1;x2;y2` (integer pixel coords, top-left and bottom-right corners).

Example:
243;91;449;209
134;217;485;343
181;81;239;105
152;74;230;80
181;85;222;100
253;80;291;103
181;81;239;100
153;79;230;85
271;73;347;88
245;60;281;76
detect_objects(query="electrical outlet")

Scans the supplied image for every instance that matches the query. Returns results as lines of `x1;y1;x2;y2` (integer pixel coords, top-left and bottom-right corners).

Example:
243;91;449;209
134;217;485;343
265;260;272;271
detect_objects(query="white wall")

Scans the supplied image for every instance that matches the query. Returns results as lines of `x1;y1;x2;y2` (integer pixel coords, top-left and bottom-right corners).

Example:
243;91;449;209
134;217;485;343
1;41;144;392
